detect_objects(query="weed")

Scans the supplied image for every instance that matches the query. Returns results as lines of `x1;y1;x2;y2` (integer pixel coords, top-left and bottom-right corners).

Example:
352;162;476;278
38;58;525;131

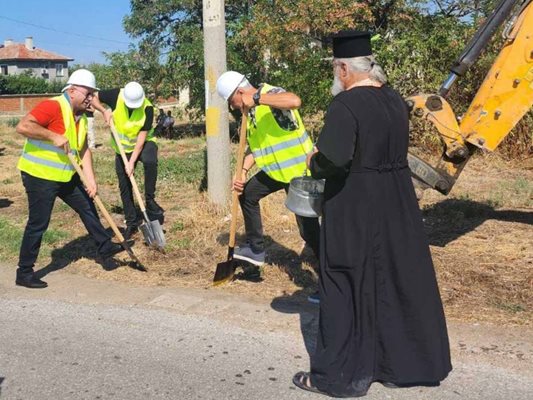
170;220;185;232
0;217;23;257
1;139;17;147
5;118;20;128
491;299;526;313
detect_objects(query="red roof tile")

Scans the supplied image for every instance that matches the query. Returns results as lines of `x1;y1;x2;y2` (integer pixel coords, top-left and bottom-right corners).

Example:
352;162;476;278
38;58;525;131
0;43;73;61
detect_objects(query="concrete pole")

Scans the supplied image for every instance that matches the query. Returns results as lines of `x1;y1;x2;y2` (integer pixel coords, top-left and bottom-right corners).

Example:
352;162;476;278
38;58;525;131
203;0;231;206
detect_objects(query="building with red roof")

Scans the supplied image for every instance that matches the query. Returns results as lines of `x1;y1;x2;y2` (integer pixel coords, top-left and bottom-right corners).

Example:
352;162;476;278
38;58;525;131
0;37;73;82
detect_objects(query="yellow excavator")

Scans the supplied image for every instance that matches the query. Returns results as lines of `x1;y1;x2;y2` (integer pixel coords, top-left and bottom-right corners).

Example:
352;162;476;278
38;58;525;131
407;0;533;194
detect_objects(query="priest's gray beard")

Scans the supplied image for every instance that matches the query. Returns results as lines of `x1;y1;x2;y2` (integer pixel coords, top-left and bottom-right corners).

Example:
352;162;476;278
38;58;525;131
331;72;344;96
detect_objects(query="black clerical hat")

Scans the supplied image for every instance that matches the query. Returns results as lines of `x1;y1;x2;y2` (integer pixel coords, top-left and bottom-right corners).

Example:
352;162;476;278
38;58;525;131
332;30;372;58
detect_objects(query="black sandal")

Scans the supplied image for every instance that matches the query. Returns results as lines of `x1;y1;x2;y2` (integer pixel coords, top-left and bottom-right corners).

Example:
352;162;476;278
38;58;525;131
292;371;329;396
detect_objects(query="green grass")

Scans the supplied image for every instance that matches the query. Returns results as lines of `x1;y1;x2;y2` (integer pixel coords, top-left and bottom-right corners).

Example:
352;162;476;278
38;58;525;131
0;216;24;258
0;216;69;260
1;138;18;147
158;150;206;184
167;237;191;251
43;228;69;245
92;155;117;184
490;299;526;313
170;220;185;233
3;117;20;128
487;177;533;208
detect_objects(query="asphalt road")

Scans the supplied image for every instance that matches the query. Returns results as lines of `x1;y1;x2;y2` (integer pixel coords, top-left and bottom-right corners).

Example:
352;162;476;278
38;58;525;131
0;265;532;400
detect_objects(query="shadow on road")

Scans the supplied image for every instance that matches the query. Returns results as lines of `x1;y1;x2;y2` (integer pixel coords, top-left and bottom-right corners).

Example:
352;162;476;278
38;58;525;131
423;199;532;247
0;376;4;396
271;291;319;359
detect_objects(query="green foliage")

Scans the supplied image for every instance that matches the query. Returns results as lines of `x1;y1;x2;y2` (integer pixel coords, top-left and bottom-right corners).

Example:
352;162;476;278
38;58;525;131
0;74;53;94
108;0;530;156
5;118;20;128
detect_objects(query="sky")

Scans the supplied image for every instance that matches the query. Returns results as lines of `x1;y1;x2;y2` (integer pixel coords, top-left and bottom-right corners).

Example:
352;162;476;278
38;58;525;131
0;0;136;65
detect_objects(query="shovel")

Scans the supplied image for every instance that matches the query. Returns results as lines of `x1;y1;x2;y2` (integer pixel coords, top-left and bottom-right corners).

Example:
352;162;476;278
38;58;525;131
109;120;166;251
66;152;146;271
213;110;249;286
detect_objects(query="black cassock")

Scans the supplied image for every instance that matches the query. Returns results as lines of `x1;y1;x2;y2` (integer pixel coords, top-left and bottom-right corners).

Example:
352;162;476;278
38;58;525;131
309;85;452;397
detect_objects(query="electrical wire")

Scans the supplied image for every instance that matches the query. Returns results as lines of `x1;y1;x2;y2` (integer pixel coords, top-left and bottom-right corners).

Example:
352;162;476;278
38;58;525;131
0;15;130;45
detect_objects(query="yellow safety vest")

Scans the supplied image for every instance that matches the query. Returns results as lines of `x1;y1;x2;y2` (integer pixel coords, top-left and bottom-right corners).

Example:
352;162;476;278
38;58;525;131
111;89;156;154
247;83;313;183
17;94;87;182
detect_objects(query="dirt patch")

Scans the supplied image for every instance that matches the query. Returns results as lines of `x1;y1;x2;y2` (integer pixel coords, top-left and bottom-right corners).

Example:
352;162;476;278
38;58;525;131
0;121;531;326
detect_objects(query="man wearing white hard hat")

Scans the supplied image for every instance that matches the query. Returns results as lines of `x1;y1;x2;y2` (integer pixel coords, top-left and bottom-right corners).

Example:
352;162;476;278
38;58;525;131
92;82;164;240
14;69;126;289
216;71;320;273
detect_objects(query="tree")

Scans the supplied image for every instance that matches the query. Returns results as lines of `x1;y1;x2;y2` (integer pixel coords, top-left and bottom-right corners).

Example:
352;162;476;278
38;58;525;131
118;0;530;155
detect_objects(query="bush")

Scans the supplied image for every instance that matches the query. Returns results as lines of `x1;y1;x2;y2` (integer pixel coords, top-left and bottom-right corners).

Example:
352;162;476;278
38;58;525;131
0;73;62;95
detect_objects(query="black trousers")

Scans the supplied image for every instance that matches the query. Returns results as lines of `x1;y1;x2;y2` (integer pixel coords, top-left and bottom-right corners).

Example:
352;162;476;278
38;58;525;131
115;141;159;227
18;172;113;277
239;170;320;257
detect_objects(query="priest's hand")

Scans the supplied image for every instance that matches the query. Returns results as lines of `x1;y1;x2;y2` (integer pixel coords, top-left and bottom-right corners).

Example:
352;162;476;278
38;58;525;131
306;147;318;168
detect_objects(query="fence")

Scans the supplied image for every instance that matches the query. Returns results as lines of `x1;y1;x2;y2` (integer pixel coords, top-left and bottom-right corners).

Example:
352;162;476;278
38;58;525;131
0;94;60;117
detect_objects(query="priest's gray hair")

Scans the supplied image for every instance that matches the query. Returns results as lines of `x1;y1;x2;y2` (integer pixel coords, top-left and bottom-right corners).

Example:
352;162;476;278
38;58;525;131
335;55;388;85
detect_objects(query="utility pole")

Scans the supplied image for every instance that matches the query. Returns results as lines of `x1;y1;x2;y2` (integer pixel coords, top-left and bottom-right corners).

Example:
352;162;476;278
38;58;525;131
203;0;231;206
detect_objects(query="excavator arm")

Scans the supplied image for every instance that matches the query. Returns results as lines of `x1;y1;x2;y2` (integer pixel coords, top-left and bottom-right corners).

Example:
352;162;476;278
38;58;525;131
407;0;533;195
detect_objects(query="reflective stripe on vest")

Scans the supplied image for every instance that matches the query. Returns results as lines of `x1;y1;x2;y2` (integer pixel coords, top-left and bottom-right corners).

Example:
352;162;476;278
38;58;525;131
247;83;313;183
17;95;87;182
261;154;308;173
111;89;156;154
20;152;75;171
251;131;310;160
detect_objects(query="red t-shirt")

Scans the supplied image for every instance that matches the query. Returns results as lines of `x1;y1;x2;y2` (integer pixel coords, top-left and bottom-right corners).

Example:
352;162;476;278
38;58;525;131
30;99;80;135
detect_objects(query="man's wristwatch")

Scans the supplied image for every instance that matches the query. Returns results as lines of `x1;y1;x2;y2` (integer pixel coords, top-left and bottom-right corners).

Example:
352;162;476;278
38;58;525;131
252;89;261;106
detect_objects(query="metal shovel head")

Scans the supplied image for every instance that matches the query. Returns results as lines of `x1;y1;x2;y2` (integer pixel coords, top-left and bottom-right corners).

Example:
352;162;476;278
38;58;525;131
139;219;166;249
213;248;236;286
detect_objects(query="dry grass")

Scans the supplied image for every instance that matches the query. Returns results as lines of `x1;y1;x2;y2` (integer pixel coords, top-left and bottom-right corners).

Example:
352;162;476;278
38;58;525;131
0;118;531;326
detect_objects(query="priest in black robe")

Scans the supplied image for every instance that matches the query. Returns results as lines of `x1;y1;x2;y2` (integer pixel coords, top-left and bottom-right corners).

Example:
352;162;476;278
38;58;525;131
292;31;452;398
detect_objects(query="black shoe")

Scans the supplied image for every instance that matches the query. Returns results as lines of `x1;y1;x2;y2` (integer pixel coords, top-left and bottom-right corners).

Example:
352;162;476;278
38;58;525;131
146;200;165;224
123;225;138;240
97;242;126;260
146;199;164;215
16;276;48;289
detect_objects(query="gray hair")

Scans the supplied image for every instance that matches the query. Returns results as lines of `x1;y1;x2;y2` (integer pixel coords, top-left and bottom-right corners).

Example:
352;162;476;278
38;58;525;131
335;55;388;85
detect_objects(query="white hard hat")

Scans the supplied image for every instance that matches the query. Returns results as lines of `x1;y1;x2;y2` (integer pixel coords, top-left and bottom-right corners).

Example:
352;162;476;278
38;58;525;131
62;69;99;92
123;81;145;108
216;71;250;101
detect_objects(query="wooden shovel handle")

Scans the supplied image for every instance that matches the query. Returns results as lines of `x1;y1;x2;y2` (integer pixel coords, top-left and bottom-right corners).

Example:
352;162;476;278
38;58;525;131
66;152;126;243
109;120;147;213
229;110;249;248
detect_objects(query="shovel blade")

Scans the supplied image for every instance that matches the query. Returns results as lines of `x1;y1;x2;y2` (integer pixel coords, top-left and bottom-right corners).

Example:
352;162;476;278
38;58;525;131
213;259;235;286
139;219;165;250
119;240;147;271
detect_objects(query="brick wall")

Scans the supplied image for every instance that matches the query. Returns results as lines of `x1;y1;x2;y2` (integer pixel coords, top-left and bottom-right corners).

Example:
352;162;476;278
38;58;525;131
0;94;60;116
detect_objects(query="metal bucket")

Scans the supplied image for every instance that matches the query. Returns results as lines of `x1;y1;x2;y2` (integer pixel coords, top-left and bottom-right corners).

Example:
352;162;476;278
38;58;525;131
285;176;325;218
